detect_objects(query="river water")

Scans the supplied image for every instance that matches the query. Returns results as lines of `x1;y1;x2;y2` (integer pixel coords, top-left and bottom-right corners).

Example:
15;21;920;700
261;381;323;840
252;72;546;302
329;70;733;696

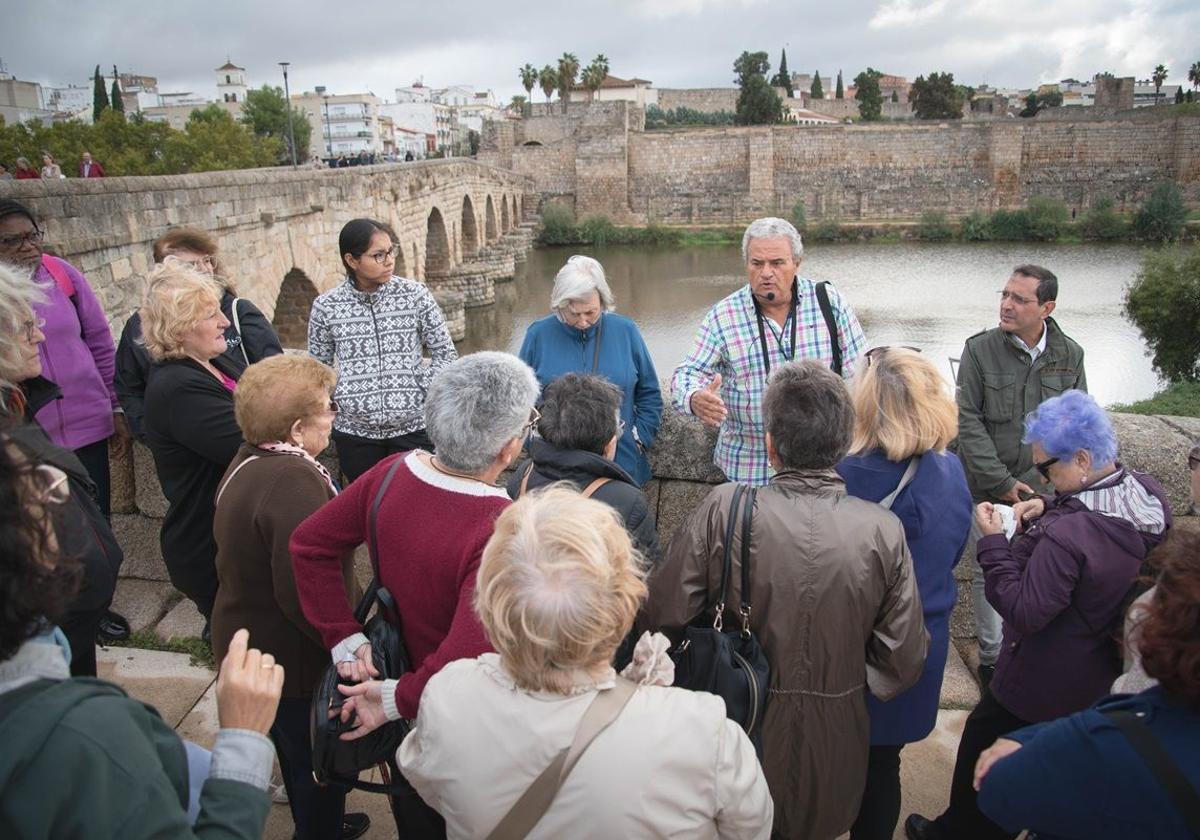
459;241;1163;406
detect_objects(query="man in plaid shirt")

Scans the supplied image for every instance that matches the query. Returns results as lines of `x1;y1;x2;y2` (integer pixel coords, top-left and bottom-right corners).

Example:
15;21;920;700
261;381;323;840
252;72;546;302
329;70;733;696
671;217;867;485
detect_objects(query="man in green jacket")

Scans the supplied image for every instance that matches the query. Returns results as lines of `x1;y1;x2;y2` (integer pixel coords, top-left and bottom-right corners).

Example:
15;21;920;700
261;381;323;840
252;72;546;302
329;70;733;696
955;264;1087;687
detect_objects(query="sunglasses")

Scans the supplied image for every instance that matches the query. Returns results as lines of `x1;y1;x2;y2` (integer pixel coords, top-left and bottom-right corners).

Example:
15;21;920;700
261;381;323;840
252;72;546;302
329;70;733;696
1035;457;1059;482
520;406;541;437
865;345;921;366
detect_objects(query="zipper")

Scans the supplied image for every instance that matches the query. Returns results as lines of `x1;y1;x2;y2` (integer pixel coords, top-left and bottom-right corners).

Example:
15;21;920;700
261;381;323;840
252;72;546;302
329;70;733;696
732;649;760;734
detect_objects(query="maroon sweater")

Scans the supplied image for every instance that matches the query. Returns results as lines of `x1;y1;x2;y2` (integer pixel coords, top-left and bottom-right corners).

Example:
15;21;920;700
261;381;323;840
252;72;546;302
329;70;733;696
290;451;509;717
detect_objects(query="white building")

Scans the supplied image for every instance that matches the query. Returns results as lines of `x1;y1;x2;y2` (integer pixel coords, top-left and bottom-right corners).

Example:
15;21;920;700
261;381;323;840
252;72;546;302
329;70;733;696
566;75;657;107
216;61;248;103
380;99;455;153
295;90;384;157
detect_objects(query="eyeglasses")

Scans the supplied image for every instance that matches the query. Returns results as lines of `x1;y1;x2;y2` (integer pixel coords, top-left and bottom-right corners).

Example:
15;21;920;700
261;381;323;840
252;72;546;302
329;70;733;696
864;345;921;366
616;417;626;436
22;316;46;342
367;245;400;265
1035;457;1059;482
520;406;541;437
0;229;44;250
999;290;1037;306
28;463;70;506
325;399;339;415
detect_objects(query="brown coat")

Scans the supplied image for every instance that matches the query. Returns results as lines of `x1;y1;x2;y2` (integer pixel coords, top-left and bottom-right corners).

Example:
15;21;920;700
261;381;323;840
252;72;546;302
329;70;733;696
211;444;357;698
644;471;928;840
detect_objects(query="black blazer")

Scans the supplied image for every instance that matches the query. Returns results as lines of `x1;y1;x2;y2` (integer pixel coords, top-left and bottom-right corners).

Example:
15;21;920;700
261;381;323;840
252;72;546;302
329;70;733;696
143;358;243;582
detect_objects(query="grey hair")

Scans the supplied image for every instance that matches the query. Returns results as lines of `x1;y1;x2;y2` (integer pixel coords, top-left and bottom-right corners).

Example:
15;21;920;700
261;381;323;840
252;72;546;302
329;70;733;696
425;352;540;473
741;217;804;263
763;359;853;470
0;260;45;391
549;255;615;313
538;373;622;455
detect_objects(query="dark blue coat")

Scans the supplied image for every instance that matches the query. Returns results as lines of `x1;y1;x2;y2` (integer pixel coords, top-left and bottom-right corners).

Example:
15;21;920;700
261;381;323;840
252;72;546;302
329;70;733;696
979;687;1200;839
837;449;972;744
518;312;662;485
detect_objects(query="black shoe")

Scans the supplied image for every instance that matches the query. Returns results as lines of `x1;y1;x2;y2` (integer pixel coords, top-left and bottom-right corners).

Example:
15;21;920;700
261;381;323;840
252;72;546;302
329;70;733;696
341;813;370;840
904;813;943;840
97;610;130;643
978;663;995;693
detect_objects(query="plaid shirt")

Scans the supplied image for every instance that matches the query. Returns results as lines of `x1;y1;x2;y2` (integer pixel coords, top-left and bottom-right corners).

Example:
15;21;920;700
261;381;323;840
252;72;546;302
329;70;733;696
671;279;867;485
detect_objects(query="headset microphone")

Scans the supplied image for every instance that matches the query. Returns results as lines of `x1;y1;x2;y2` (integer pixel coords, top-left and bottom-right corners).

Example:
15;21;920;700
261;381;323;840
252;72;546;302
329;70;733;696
765;292;776;301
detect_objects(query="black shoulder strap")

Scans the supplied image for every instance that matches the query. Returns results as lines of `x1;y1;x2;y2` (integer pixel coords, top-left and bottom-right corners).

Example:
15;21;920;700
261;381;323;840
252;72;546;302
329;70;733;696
738;487;757;635
712;484;746;629
814;281;842;377
354;455;407;624
1106;709;1200;835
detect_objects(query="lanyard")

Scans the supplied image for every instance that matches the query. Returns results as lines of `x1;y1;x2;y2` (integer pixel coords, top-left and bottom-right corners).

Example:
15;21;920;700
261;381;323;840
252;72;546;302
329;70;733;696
753;280;798;378
588;315;604;372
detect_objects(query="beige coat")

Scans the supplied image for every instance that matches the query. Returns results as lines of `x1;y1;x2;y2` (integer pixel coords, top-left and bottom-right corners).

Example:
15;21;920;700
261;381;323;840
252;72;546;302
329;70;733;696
398;653;773;839
644;471;928;840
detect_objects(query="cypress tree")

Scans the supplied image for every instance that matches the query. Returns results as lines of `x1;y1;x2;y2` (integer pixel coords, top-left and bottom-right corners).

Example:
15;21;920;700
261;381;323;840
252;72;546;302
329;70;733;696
775;49;793;96
93;65;110;122
111;66;125;117
811;70;824;99
835;70;844;99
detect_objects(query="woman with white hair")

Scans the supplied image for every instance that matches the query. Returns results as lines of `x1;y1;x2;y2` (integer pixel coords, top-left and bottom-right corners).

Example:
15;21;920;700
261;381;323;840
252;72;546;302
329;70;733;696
397;486;773;839
290;351;540;840
518;255;662;485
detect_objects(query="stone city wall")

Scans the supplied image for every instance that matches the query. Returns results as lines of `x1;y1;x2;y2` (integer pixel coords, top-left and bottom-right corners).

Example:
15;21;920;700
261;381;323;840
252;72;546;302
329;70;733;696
0;160;533;344
655;88;739;114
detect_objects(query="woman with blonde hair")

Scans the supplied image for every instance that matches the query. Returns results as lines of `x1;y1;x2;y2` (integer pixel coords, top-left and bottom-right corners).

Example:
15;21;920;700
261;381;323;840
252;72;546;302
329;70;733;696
836;347;973;840
140;262;242;633
396;486;773;839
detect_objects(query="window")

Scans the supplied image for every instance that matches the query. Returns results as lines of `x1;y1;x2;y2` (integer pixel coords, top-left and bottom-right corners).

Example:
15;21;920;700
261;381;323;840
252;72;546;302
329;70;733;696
226;75;231;84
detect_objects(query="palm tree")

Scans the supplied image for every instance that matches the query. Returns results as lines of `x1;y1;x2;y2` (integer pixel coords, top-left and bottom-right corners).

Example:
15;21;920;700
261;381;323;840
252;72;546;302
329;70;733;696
557;52;580;113
1152;64;1168;105
581;54;610;102
510;95;527;116
1189;61;1200;94
518;64;538;117
538;65;557;105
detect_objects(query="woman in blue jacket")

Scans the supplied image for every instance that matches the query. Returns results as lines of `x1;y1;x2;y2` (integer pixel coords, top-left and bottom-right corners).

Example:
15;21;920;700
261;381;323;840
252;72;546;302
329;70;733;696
837;347;974;840
518;255;662;485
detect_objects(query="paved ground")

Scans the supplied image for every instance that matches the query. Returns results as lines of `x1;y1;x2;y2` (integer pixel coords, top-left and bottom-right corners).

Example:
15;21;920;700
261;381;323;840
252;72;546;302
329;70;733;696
101;577;976;840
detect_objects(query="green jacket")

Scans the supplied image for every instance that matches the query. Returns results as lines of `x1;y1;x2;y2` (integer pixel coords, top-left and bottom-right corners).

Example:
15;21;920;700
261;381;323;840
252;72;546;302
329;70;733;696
0;677;270;840
955;317;1087;502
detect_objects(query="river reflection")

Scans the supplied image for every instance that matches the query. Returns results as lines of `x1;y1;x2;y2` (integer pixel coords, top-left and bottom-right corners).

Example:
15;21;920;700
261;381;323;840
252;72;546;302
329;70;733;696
458;241;1163;406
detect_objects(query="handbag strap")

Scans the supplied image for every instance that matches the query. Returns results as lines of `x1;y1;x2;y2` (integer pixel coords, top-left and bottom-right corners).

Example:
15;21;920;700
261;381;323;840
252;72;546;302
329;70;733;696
230;297;250;366
580;477;611;498
738;487;757;635
1106;709;1200;835
519;462;534;496
814;281;842;377
368;456;407;580
878;456;921;511
486;677;637;840
712;484;747;630
214;455;260;507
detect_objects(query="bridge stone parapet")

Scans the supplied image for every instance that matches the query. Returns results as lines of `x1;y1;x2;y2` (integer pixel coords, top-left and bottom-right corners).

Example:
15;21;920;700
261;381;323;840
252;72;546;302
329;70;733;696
0;160;532;347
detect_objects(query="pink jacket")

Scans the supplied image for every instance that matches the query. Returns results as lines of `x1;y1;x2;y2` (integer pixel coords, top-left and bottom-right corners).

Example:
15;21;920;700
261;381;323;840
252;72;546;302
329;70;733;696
32;256;118;449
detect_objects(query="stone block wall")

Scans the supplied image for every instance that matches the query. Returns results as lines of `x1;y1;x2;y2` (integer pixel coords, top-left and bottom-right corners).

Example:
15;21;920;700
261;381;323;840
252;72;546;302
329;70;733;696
656;88;739;114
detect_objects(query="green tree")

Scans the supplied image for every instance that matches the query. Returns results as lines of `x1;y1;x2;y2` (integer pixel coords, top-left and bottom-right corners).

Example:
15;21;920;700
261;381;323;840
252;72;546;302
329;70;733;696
1152;64;1168;105
1019;93;1041;118
1176;87;1185;104
835;70;844;99
1189;61;1200;93
519;64;538;106
92;65;109;122
538;65;557;104
910;71;964;119
733;51;783;125
557;53;580;113
810;70;823;100
163;105;280;173
771;49;793;96
240;85;311;164
110;67;125;118
1134;181;1188;242
510;94;528;116
1123;245;1200;381
580;54;610;101
854;68;883;121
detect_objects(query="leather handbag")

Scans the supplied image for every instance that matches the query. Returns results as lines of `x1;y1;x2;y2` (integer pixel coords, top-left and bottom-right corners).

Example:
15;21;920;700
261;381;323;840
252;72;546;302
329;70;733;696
668;484;770;751
311;456;413;793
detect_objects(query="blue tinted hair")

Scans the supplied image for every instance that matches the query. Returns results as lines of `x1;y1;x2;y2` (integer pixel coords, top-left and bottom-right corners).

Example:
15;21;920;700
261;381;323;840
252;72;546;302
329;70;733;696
1023;389;1117;465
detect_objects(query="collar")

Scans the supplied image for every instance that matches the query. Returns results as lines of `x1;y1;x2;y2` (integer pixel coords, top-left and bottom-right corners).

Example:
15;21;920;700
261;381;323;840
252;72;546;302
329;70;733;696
342;275;395;304
0;628;71;698
769;467;846;491
477;652;617;698
554;311;603;343
17;376;62;419
527;437;634;484
1008;321;1048;358
406;450;509;499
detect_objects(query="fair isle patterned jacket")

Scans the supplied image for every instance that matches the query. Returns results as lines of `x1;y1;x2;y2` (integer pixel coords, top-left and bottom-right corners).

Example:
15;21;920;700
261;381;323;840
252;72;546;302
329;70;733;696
308;276;457;439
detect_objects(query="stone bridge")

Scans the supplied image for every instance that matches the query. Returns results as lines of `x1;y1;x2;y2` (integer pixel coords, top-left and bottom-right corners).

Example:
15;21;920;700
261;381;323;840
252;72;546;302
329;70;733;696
0;160;536;344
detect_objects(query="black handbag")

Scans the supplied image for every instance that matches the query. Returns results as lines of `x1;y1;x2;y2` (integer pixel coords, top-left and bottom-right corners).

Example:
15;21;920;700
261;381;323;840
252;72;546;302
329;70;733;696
311;456;413;793
669;484;771;751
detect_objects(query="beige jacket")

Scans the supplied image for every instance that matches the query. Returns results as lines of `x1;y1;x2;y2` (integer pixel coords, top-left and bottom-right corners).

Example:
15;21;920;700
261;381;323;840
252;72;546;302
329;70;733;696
398;653;773;840
644;471;928;840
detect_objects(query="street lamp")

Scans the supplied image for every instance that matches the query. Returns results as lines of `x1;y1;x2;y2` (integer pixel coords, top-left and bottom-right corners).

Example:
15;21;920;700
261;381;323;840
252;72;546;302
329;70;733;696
278;61;298;168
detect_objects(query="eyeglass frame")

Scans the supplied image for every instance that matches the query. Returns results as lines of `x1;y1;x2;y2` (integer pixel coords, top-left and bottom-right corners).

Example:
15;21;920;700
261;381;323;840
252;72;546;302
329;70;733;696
0;228;44;250
998;289;1038;307
1035;456;1060;482
29;463;70;506
520;406;541;438
864;345;922;366
367;244;401;265
22;316;46;343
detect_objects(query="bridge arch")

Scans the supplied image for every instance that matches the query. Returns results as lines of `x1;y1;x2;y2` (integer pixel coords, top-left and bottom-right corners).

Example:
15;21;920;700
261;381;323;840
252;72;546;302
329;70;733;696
485;195;498;242
271;268;319;349
500;194;510;232
425;207;451;278
460;195;479;257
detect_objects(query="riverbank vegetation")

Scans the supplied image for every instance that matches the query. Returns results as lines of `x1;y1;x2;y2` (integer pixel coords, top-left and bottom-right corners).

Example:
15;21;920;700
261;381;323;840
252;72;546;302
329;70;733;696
1120;244;1200;417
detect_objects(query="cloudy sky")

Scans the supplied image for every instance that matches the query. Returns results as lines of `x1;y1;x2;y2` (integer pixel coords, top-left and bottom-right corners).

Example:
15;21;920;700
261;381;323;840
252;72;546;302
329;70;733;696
7;0;1198;103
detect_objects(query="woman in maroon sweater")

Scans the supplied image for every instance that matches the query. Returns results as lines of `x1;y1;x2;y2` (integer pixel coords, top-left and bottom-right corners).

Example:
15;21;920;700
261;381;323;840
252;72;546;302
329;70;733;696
290;351;540;839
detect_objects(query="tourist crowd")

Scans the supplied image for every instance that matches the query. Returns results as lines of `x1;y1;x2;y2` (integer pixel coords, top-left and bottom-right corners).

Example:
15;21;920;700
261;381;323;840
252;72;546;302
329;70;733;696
0;200;1196;840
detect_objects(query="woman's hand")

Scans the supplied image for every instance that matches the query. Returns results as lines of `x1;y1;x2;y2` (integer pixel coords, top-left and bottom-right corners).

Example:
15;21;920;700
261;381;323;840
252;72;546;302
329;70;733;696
1012;498;1045;531
336;642;379;682
973;738;1022;790
215;628;285;735
336;680;389;741
975;502;1003;537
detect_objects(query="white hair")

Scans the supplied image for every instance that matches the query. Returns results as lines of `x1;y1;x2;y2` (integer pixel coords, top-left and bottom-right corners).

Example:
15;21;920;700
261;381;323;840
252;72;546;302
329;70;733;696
0;260;45;390
549;255;615;313
742;217;804;263
424;352;540;473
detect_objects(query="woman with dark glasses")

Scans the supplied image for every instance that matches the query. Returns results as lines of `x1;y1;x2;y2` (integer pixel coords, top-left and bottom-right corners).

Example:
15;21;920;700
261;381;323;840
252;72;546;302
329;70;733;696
906;389;1173;840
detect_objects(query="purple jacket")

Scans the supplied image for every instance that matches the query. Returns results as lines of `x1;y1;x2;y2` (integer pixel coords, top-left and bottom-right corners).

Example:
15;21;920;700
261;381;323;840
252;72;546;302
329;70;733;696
32;256;118;450
979;467;1171;723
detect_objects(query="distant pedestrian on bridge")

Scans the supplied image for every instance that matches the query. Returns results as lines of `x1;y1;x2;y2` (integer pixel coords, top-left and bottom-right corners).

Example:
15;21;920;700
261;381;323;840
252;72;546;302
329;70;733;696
671;217;866;485
78;151;106;178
